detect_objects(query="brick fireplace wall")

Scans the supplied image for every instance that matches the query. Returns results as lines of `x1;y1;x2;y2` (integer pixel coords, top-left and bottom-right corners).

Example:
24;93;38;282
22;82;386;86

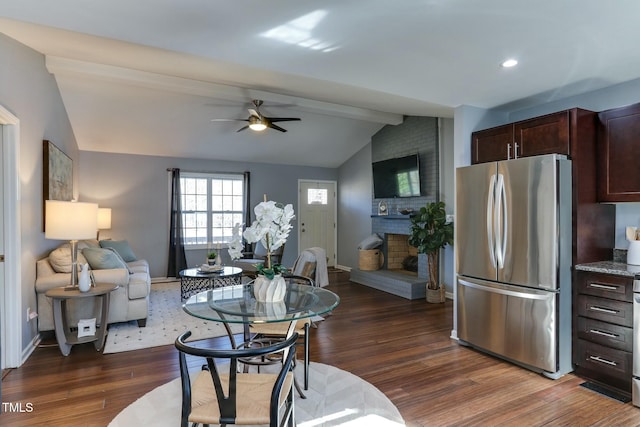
350;115;450;299
367;115;440;280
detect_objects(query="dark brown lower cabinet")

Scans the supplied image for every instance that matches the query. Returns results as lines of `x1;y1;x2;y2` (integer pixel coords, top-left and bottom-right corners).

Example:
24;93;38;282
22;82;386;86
574;270;633;395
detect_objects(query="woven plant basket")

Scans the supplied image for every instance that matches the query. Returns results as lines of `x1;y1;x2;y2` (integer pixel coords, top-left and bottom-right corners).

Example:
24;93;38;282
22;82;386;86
358;249;384;271
426;287;445;304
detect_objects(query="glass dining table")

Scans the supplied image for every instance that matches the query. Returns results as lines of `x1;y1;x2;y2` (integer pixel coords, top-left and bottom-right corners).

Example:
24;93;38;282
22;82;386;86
182;280;340;326
182;278;340;397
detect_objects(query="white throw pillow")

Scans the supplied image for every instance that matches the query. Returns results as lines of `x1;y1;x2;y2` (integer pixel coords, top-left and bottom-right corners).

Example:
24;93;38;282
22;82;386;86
48;246;88;273
358;233;383;250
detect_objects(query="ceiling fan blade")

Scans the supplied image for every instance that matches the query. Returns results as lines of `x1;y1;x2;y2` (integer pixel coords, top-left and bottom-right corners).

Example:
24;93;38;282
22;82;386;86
236;125;249;132
248;108;261;118
211;118;248;122
267;117;301;123
268;123;288;132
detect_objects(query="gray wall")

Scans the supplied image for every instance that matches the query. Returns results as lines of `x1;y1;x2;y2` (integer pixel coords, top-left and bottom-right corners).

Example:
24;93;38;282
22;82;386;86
78;151;338;278
0;33;80;355
337;144;373;269
6;21;640;361
439;118;455;291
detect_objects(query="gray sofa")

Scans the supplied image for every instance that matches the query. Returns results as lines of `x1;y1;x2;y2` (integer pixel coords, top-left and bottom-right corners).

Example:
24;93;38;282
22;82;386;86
35;239;150;332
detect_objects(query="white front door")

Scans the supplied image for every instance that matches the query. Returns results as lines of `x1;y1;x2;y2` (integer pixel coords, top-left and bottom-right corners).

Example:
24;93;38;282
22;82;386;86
298;180;336;266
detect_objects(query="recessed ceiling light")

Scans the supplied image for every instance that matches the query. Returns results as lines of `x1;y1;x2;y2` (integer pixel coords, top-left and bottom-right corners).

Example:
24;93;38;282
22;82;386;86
501;59;518;68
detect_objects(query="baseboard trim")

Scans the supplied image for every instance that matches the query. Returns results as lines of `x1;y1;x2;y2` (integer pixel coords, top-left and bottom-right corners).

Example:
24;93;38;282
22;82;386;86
21;333;41;366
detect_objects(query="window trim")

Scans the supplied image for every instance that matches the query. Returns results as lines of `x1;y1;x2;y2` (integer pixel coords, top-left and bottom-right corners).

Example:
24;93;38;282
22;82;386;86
180;171;245;251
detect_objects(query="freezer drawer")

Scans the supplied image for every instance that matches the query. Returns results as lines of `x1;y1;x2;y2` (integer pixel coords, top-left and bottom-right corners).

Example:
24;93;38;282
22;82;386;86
457;276;557;373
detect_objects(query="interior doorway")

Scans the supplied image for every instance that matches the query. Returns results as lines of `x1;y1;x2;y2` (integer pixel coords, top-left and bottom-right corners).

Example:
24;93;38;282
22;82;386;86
0;105;21;370
298;180;337;266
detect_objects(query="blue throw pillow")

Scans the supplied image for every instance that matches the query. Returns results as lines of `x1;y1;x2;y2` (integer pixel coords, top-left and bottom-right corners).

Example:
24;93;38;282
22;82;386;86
99;240;137;262
82;247;128;270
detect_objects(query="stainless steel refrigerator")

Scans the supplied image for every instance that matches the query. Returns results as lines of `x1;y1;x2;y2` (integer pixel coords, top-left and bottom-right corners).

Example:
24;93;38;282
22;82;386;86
456;153;572;379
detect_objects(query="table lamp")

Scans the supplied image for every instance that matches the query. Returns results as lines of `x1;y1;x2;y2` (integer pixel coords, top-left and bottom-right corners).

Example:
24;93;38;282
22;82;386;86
97;207;112;240
45;200;98;289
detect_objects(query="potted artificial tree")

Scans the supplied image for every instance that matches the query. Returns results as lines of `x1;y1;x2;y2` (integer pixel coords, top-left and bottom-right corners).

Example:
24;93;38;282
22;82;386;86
408;201;454;303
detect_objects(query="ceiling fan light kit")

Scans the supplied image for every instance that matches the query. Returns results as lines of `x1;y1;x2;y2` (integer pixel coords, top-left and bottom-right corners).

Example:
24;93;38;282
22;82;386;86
248;116;267;131
212;99;301;133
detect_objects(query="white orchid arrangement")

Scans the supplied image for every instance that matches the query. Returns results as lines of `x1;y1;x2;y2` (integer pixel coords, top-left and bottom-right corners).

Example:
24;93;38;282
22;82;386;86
228;200;295;279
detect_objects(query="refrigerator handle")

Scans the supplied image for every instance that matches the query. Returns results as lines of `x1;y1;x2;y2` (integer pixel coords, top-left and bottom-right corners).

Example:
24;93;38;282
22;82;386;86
487;174;497;267
495;173;506;269
458;278;553;301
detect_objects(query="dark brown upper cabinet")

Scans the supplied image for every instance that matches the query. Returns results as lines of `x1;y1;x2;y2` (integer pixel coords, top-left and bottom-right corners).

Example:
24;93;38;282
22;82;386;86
471;110;571;164
598;103;640;202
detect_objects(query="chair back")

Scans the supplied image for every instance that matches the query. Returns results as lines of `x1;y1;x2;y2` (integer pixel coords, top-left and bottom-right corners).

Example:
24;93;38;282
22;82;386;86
252;242;285;265
175;331;298;426
283;274;316;287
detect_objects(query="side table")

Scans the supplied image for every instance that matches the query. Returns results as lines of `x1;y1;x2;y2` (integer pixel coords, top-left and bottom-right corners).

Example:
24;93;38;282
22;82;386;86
45;283;118;356
179;266;243;299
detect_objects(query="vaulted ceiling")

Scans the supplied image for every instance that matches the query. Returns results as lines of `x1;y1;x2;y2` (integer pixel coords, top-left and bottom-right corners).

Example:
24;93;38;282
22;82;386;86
2;1;640;167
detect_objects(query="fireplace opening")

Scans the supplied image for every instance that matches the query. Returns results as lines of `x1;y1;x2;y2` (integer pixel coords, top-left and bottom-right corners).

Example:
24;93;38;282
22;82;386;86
384;233;418;276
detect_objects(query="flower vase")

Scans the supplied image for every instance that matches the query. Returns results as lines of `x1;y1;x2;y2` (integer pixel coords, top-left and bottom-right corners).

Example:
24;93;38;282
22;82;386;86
253;274;286;302
255;301;287;320
78;263;91;292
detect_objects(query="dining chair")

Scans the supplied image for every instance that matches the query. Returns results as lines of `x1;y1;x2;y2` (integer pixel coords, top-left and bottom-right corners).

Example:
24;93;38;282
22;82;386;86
249;274;317;391
236;242;285;278
175;330;297;427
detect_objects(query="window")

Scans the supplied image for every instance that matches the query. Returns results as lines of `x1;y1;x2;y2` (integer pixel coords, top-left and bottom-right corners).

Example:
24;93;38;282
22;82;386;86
307;188;328;205
180;172;244;248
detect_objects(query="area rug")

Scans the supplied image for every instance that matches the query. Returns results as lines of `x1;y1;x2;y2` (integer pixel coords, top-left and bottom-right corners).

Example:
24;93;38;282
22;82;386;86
108;362;405;427
103;281;242;354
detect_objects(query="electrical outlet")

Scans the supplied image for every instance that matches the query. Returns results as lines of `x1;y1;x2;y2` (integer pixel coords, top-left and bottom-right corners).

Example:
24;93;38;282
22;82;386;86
446;214;454;223
26;307;38;322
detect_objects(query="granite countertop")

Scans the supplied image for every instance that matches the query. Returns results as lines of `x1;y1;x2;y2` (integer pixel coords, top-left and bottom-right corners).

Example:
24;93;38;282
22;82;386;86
575;261;640;277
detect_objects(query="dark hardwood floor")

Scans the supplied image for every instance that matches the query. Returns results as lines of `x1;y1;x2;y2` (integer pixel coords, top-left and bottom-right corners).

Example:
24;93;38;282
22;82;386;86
3;270;640;426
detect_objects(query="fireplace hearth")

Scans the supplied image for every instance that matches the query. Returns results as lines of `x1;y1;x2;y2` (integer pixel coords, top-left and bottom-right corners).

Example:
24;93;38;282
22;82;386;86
351;213;428;299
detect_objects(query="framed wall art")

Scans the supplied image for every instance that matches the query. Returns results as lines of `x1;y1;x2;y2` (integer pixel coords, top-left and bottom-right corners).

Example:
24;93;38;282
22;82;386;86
43;140;73;230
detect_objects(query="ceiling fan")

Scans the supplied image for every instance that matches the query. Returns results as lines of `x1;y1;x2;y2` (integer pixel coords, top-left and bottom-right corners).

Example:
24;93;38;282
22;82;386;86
211;99;301;133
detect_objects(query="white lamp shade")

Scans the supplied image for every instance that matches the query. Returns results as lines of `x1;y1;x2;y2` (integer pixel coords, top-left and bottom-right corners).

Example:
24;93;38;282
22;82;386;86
97;208;112;230
45;200;99;240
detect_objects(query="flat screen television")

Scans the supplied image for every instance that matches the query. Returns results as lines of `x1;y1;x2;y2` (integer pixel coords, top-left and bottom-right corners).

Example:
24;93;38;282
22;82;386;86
372;154;421;198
